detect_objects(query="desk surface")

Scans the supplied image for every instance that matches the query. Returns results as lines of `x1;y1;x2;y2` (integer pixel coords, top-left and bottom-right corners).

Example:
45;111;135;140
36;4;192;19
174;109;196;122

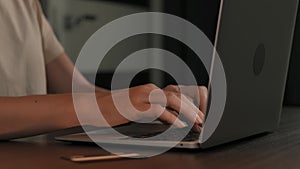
1;107;300;169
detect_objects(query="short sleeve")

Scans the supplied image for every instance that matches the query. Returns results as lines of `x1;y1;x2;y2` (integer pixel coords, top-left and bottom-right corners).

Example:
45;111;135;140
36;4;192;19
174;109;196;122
36;1;65;64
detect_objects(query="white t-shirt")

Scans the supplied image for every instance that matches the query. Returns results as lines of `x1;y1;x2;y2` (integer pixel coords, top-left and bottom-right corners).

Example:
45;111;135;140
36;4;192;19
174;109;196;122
0;0;64;96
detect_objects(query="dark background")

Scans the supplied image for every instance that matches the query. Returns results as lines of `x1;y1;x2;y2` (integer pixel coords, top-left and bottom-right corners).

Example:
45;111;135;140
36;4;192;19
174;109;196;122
94;0;221;89
284;5;300;106
41;0;300;106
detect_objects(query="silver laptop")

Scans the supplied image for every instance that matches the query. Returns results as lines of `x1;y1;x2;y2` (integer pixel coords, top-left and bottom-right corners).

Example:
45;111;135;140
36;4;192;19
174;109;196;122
56;0;299;149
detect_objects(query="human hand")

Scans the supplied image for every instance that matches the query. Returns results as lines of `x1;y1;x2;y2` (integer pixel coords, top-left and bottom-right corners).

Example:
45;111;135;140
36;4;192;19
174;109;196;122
96;84;204;129
164;85;208;114
163;85;208;131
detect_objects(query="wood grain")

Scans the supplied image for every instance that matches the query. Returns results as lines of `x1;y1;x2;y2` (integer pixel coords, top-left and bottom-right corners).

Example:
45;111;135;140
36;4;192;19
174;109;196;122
1;107;300;169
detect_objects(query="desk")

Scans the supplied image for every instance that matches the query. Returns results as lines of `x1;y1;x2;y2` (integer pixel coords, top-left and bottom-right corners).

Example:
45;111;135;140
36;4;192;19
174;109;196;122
1;107;300;169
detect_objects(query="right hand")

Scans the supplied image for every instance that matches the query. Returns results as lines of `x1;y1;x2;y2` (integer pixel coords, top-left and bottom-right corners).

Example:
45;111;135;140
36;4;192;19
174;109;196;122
95;84;204;128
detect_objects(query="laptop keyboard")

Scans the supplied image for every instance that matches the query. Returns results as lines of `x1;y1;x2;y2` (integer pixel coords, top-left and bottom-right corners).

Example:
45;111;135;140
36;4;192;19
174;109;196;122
103;123;202;142
129;127;201;142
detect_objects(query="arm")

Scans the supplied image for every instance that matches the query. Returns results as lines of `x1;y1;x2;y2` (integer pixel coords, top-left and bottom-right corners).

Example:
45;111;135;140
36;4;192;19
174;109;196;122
0;54;206;140
44;53;206;130
0;53;120;140
0;94;79;140
0;94;130;140
0;85;204;140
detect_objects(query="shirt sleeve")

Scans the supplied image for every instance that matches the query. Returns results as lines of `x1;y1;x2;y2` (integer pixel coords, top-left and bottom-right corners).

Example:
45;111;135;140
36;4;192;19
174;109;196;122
36;1;65;64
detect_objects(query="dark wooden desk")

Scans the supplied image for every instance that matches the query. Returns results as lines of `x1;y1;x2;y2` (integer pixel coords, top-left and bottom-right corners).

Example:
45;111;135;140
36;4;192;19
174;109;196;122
1;107;300;169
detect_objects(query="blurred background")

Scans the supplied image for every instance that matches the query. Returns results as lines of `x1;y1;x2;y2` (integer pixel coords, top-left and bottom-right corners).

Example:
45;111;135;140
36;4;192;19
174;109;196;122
40;0;300;106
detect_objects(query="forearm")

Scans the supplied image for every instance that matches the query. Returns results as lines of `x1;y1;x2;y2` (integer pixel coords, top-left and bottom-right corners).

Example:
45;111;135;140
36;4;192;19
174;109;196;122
0;93;130;140
0;94;79;140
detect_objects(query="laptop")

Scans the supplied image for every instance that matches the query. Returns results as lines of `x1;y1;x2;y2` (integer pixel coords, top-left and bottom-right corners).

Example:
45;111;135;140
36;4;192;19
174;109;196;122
56;0;299;149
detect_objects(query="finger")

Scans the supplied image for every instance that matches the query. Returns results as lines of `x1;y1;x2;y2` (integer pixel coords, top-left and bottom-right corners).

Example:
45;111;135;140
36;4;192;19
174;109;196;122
185;95;195;106
193;124;202;133
164;85;180;93
164;85;200;106
180;94;205;121
166;108;179;117
157;107;187;128
198;86;208;114
164;86;194;103
167;108;202;133
150;91;204;125
165;85;208;114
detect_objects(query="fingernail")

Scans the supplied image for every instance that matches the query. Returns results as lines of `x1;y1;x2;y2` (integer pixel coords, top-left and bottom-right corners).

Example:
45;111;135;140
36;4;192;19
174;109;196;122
174;120;188;128
193;125;202;133
196;115;202;124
